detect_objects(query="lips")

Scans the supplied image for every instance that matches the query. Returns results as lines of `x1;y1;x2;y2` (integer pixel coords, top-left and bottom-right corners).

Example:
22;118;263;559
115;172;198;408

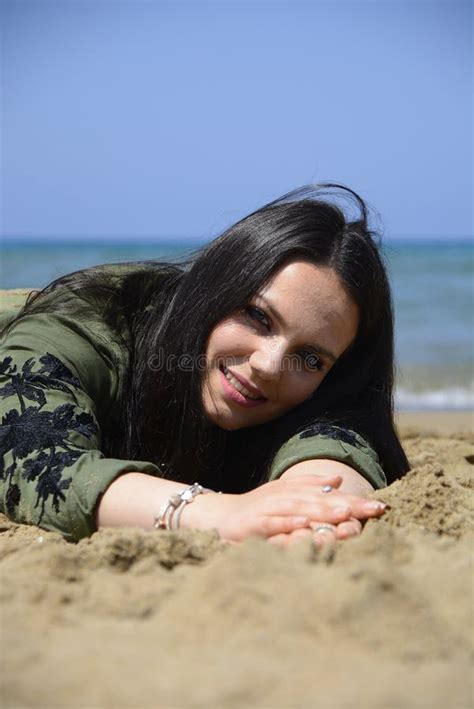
220;366;267;401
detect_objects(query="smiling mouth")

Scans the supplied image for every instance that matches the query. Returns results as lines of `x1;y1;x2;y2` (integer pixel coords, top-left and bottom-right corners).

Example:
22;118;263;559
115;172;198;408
220;366;267;401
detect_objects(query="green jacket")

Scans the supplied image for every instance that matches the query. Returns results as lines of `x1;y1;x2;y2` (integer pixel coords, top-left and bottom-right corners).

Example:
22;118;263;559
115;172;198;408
0;271;386;542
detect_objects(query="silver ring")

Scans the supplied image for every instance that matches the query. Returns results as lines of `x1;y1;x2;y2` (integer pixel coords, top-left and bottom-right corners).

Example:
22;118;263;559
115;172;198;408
312;523;336;534
321;485;333;493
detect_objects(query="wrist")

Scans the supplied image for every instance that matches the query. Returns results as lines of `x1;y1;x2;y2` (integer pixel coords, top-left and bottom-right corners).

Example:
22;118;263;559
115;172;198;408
179;490;228;533
154;482;212;531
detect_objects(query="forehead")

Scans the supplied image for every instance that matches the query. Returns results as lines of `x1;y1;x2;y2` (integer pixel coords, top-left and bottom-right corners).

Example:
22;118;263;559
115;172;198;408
258;260;359;354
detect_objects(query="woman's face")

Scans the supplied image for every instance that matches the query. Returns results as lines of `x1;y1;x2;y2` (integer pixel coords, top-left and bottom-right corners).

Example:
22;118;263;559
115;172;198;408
201;260;359;430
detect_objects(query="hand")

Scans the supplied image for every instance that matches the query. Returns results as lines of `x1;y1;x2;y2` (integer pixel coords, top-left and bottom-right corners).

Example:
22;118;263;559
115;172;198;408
266;517;363;547
183;472;386;543
266;467;381;547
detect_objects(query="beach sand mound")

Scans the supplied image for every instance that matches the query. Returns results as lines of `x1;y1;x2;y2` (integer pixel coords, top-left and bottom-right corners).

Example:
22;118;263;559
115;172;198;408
1;431;473;709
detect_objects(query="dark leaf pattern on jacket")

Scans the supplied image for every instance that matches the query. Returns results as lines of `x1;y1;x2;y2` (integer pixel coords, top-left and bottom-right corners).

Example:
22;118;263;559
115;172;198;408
0;357;13;376
0;354;98;521
5;482;21;515
299;423;363;449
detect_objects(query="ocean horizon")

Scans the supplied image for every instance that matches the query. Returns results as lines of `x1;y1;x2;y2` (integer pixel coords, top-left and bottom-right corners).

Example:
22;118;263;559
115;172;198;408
2;238;473;413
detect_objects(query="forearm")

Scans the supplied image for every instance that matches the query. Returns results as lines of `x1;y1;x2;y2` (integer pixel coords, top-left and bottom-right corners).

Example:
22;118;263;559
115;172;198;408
95;468;385;544
280;459;375;496
94;472;219;532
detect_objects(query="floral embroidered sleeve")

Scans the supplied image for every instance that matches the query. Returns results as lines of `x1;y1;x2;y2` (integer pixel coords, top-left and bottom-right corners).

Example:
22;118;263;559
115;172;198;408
268;423;387;489
0;311;160;542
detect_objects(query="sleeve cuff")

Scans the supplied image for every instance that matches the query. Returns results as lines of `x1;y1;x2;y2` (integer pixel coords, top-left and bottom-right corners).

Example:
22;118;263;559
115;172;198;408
268;432;387;489
39;453;160;542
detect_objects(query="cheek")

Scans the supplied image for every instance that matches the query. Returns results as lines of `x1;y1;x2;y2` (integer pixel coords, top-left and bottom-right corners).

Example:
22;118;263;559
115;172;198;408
282;374;322;407
206;322;250;360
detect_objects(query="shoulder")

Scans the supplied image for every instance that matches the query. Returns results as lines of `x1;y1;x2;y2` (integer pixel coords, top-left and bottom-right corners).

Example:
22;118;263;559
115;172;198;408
1;299;127;417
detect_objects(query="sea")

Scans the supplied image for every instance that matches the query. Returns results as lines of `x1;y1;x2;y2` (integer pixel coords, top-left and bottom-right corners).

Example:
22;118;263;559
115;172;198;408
1;238;473;412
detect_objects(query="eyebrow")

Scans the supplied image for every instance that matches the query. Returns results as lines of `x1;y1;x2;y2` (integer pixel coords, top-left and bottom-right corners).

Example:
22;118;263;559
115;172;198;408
256;295;338;363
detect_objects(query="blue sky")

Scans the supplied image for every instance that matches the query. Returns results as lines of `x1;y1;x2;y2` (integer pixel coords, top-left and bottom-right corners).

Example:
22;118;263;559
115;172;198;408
1;0;472;241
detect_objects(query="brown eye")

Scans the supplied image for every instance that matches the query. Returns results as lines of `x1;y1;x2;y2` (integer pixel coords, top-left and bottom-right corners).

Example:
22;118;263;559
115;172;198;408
245;306;270;330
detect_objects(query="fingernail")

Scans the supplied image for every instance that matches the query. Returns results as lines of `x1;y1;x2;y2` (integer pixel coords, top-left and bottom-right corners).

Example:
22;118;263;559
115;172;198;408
341;528;359;538
366;501;387;512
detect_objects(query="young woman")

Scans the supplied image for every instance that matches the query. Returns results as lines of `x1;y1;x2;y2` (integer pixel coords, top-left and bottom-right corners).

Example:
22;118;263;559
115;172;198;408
0;185;409;546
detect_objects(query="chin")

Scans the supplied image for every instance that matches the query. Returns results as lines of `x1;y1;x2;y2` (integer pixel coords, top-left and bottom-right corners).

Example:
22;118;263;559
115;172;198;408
214;410;283;431
204;409;259;431
217;421;244;431
209;413;248;431
203;394;282;431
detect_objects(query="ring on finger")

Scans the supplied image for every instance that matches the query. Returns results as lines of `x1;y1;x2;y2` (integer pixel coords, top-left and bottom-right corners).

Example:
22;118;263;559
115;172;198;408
321;485;333;494
311;523;336;534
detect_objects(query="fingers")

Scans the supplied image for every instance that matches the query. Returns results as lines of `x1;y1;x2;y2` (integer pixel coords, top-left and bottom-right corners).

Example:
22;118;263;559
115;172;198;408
279;469;344;488
265;480;349;519
309;522;337;546
245;478;387;544
267;516;364;548
273;477;387;522
315;474;343;488
338;497;386;520
288;485;386;522
260;515;310;537
259;506;360;540
266;497;353;525
257;512;356;541
310;516;362;544
280;472;343;489
334;517;362;540
267;528;314;548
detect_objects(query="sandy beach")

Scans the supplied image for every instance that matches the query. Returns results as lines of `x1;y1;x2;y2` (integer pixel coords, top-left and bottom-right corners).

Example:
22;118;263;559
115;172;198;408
0;412;472;708
2;0;472;703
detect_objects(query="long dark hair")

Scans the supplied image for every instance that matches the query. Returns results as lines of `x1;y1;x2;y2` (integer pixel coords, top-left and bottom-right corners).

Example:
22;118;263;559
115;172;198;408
15;184;409;489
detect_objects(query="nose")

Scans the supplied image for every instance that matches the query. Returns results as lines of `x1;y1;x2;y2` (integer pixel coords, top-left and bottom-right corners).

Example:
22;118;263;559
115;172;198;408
249;339;285;381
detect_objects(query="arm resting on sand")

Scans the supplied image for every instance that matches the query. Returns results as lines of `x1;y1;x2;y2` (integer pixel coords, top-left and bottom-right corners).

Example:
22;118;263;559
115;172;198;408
268;425;387;490
95;470;386;544
279;459;375;496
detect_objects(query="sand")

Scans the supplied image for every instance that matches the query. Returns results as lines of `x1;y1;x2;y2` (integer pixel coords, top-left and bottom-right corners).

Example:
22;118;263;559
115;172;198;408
1;417;473;708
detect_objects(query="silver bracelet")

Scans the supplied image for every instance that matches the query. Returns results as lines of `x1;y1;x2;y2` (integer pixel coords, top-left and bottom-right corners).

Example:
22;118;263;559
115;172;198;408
154;482;213;531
